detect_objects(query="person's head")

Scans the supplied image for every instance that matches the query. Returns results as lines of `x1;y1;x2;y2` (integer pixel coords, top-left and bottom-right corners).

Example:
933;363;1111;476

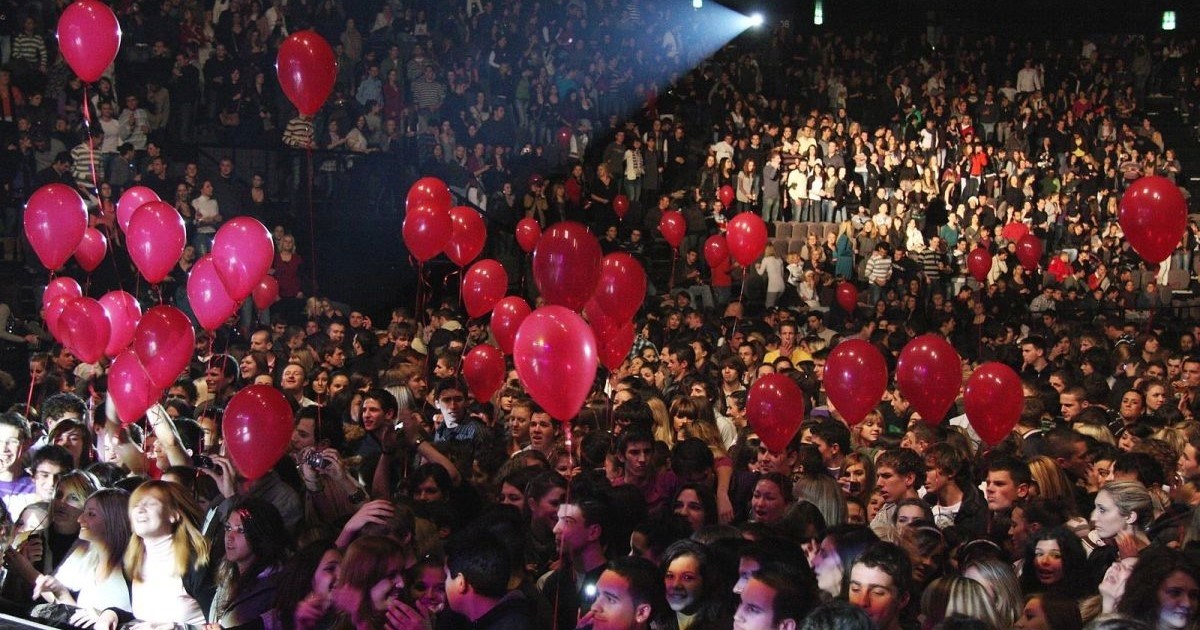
662;539;727;619
40;392;86;429
813;524;880;599
31;445;73;502
588;556;667;630
805;421;851;468
751;473;794;525
985;455;1032;511
1116;546;1200;630
1091;480;1153;539
222;496;290;579
445;530;512;617
1013;593;1083;630
920;575;1007;630
77;488;131;573
874;448;925;504
50;470;99;532
331;535;405;624
0;412;31;473
1019;526;1089;598
848;542;911;630
360;388;399;433
125;480;209;576
553;490;610;558
618;427;655;482
734;564;821;630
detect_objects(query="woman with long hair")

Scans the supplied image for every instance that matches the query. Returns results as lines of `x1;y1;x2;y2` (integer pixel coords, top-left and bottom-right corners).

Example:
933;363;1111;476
30;489;131;619
266;539;341;630
1114;545;1200;630
48;419;96;470
810;524;879;599
210;496;291;626
330;535;405;629
662;540;733;630
735;158;759;214
1018;526;1095;600
671;483;718;533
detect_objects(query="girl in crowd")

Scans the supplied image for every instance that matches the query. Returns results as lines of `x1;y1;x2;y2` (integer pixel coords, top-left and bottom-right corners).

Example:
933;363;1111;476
661;539;733;630
330;535;405;630
210;497;290;626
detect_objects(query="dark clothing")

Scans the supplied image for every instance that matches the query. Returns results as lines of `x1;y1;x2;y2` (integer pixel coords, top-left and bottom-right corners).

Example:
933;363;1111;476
540;563;605;630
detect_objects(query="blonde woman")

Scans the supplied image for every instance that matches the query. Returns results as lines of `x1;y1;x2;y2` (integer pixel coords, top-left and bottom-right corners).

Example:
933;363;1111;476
921;575;1009;630
756;244;786;308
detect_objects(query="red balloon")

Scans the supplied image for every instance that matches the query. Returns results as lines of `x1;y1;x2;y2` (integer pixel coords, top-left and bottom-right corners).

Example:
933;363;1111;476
24;183;87;270
224;385;294;479
462;344;505;403
823;340;887;426
967;247;992;284
532;221;602;312
613;195;630;220
597;320;635;372
746;373;806;454
99;290;141;358
58;297;111;364
406;177;453;214
116;186;159;232
1015;234;1044;270
126;200;186;284
556;126;572;149
1119;175;1188;264
727;212;768;266
252;276;280;310
658;211;686;249
42;296;73;341
403;204;453;263
718;184;735;207
109;350;158;426
56;0;121;83
74;227;107;272
445;206;487;267
491;296;531;355
133;306;195;389
896;334;963;425
513;306;598;421
44;277;83;309
187;255;239;331
276;30;337;116
212;217;275;301
595;253;647;322
516;218;542;254
964;362;1024;445
703;235;729;269
836;282;859;312
462;259;508;318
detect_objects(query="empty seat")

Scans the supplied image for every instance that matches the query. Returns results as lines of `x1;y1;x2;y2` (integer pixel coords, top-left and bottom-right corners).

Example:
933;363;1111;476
775;222;793;240
791;223;808;241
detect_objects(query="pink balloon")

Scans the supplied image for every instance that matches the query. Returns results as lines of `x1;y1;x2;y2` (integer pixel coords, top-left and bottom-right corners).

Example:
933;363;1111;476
58;297;111;364
658;211;686;249
56;0;122;83
823;339;888;426
491;296;531;355
746;373;806;454
116;186;160;232
224;385;294;479
1119;175;1189;264
896;334;963;425
594;253;648;322
532;221;603;312
212;217;275;301
406;177;453;214
727;213;768;267
126;200;186;284
99;290;142;358
516;218;542;254
74;227;107;272
513;306;598;421
403;204;453;263
593;315;635;372
133;306;195;389
462;344;505;403
42;277;83;340
42;296;74;341
109;350;158;426
252;276;280;310
276;30;337;117
24;183;87;270
187;255;239;331
964;362;1024;445
462;259;508;319
445;206;486;267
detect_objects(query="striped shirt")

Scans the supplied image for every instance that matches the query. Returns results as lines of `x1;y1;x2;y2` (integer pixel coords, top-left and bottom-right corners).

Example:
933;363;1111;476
11;33;47;66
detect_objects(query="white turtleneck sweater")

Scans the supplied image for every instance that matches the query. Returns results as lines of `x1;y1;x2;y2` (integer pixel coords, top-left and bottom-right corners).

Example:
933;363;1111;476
131;534;205;625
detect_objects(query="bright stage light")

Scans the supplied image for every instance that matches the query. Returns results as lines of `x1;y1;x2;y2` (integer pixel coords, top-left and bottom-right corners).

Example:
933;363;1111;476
748;12;764;26
693;0;702;8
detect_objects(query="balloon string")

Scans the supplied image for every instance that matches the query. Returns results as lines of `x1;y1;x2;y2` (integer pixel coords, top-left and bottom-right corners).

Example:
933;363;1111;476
550;421;574;630
306;148;319;296
81;85;100;197
668;247;677;293
25;372;35;416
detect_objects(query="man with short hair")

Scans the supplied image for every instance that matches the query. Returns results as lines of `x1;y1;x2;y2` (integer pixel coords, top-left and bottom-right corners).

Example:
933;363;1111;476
870;448;924;530
613;428;678;517
581;556;666;630
801;420;850;476
541;489;611;630
445;530;533;628
0;413;38;516
848;542;911;630
923;443;987;536
984;455;1032;514
1020;335;1052;384
1059;386;1088;423
733;564;821;630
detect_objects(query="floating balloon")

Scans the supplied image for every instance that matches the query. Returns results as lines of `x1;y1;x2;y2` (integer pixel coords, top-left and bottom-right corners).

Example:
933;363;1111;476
58;297;110;364
109;351;158;425
823;340;887;426
836;282;859;312
126;201;186;284
462;344;505;403
402;204;453;263
516;218;542;254
967;247;992;284
896;334;963;425
703;235;729;269
727;212;768;267
462;259;508;318
594;253;647;322
513;306;598;421
74;227;107;272
746;373;806;454
187;255;239;331
42;277;82;340
98;290;141;358
224;385;294;479
252;276;280;310
24;184;87;270
532;222;602;312
116;186;159;232
211;217;274;301
718;184;735;207
1119;175;1188;264
56;0;122;83
658;211;686;249
132;306;195;389
276;30;337;116
613;195;630;220
597;320;635;372
406;177;452;214
964;362;1023;445
491;296;531;355
445;206;486;267
1015;234;1044;270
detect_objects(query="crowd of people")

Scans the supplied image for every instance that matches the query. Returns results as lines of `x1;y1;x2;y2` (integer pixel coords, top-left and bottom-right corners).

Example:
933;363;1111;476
4;0;1200;629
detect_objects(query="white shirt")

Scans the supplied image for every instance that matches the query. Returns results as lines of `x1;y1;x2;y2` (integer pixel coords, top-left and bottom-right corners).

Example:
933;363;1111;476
132;535;205;625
